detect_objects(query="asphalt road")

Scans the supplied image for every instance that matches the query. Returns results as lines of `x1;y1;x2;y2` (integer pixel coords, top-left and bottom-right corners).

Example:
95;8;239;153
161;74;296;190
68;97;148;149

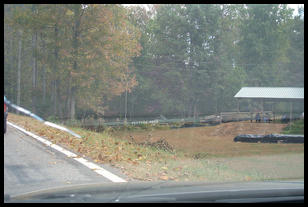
4;124;127;197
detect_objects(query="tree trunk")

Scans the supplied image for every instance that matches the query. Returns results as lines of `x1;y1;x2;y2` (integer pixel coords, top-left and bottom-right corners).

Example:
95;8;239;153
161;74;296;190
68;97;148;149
53;80;57;116
17;30;22;114
42;64;46;103
193;98;199;120
124;81;128;122
119;94;122;119
66;75;72;120
53;23;59;117
40;33;46;103
32;5;38;114
9;33;14;101
32;32;37;113
70;89;76;120
69;5;82;120
130;93;134;121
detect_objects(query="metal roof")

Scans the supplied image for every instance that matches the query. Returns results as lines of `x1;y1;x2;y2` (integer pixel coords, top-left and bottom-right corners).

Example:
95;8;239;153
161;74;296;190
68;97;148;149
234;87;304;100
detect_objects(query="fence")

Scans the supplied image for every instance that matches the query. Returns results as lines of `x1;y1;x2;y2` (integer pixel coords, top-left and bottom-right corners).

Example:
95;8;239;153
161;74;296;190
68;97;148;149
220;111;274;123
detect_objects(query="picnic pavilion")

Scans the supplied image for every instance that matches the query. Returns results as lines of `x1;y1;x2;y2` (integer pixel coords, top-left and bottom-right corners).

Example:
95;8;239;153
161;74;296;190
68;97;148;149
234;87;304;123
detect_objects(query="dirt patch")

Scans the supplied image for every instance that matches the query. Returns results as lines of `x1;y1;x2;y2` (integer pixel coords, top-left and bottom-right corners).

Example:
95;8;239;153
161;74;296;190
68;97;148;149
113;121;303;157
210;121;287;137
137;138;174;153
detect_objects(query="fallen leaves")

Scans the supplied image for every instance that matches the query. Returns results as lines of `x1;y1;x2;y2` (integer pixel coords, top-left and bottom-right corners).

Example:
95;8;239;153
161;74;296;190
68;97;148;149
159;175;169;180
98;153;104;161
77;147;82;153
245;176;252;181
172;166;183;171
132;160;139;165
115;154;121;161
161;166;168;170
8;113;185;182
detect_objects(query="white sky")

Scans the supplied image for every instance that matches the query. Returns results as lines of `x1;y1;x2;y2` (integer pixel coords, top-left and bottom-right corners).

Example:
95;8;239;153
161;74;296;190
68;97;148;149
288;4;304;10
287;4;304;15
122;4;150;10
123;4;304;14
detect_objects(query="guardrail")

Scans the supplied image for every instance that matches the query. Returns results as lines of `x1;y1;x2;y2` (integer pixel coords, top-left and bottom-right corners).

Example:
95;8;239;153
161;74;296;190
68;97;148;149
63;115;223;129
4;96;81;139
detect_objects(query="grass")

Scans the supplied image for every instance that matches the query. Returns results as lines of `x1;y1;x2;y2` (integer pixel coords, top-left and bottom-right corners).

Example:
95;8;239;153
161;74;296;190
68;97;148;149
7;112;304;182
281;119;304;135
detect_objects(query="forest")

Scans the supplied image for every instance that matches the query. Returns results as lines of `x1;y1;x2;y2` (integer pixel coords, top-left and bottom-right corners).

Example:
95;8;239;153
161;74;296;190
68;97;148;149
4;4;304;122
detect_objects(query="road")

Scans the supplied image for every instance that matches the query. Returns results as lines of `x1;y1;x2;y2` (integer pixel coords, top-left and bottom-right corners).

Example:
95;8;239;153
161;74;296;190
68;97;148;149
4;124;127;197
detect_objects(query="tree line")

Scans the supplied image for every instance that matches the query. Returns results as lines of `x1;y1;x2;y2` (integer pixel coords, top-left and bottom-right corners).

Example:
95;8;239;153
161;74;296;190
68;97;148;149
4;4;304;121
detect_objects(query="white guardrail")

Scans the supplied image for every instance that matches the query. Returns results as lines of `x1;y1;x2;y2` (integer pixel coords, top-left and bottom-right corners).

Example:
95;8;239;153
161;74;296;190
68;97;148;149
4;96;81;139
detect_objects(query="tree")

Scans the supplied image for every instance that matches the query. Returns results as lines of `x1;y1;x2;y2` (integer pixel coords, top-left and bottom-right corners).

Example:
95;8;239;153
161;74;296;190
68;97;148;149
282;6;304;87
4;4;303;121
61;4;141;119
4;4;141;120
238;4;294;87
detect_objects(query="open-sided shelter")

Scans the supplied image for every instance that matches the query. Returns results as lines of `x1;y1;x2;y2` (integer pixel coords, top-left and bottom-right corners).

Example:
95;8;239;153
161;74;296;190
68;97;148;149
234;87;304;122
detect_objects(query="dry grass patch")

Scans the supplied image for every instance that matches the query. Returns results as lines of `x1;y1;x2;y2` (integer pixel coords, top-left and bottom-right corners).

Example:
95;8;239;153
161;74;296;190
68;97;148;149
117;152;304;182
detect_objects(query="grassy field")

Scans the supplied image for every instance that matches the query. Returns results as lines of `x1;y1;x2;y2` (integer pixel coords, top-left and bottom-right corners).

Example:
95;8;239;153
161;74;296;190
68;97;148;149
7;113;304;182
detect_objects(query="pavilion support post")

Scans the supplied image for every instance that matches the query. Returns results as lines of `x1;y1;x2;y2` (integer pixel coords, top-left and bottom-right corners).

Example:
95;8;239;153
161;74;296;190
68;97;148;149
290;101;293;129
237;99;240;122
272;103;275;122
261;98;264;122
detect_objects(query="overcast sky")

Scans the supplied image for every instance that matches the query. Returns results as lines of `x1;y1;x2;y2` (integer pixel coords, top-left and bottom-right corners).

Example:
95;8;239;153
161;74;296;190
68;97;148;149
123;4;304;15
288;4;304;15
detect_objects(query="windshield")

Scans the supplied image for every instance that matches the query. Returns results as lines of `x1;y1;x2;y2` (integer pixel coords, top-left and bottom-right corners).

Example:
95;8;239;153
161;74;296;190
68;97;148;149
4;4;304;202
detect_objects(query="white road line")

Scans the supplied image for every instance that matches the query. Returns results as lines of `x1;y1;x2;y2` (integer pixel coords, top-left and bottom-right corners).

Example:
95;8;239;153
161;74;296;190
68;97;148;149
7;121;127;183
50;144;77;158
74;157;127;183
